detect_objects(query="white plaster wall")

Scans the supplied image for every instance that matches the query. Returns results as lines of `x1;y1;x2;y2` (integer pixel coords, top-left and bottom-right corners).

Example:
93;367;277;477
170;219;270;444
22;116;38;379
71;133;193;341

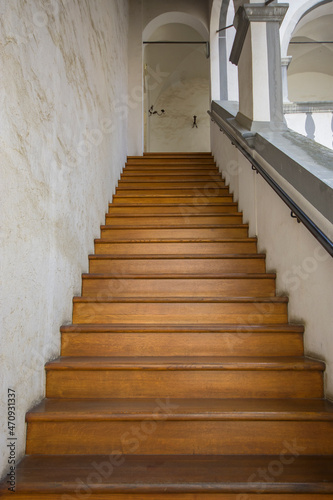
285;112;333;150
149;78;210;152
0;0;129;479
288;73;333;103
211;122;333;401
144;22;210;152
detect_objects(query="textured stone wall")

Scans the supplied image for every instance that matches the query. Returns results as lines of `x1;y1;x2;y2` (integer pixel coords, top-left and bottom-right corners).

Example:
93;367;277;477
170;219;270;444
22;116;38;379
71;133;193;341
0;0;129;478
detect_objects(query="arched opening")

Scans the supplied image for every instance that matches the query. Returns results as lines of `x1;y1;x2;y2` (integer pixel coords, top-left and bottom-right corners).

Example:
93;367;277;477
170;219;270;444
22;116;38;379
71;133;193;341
287;2;333;102
143;16;210;152
210;0;238;102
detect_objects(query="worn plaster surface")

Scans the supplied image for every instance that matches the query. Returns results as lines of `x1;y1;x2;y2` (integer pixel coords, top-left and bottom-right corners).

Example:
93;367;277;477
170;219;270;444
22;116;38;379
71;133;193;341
0;0;129;478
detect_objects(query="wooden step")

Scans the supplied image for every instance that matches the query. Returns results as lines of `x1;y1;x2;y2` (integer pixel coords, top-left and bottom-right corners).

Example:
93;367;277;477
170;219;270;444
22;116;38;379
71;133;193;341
81;274;276;298
94;239;258;255
117;181;226;189
89;254;266;274
26;398;333;455
124;165;218;171
88;254;266;273
4;454;333;499
61;324;304;357
105;214;243;226
126;159;216;165
45;356;324;399
120;174;223;181
115;188;229;196
108;203;239;214
122;168;220;175
112;195;234;204
143;152;214;156
99;225;249;240
72;296;288;325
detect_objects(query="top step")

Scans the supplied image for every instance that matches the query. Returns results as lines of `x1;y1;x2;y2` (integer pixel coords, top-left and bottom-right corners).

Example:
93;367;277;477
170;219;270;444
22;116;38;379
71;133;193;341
142;152;213;157
126;159;216;165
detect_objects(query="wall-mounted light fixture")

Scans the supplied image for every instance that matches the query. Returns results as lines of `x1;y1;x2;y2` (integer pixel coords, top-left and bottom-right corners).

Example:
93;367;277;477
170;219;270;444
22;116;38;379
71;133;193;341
148;105;165;117
192;115;198;128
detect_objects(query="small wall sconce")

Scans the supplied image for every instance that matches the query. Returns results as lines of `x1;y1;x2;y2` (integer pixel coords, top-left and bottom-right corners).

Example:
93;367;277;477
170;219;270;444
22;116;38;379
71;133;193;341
149;105;165;117
192;115;198;128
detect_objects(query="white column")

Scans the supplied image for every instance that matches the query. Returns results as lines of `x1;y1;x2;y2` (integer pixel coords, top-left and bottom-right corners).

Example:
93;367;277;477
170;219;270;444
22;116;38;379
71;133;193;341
230;3;288;131
128;0;144;156
281;56;292;103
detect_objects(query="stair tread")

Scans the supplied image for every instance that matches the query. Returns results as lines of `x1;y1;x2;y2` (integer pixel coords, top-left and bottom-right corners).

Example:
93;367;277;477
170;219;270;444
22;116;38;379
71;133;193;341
82;273;276;279
26;398;333;421
60;323;304;333
106;213;241;217
73;296;288;303
109;203;238;207
89;253;266;260
101;224;248;229
95;237;258;243
114;194;231;198
45;356;324;371
4;455;333;493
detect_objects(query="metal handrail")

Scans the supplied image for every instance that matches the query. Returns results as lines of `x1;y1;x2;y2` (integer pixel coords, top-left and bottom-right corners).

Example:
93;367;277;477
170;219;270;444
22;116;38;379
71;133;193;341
208;110;333;257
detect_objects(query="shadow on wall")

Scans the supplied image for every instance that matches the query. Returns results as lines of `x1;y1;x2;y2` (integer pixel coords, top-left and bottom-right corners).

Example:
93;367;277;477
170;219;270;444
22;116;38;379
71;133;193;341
148;77;210;152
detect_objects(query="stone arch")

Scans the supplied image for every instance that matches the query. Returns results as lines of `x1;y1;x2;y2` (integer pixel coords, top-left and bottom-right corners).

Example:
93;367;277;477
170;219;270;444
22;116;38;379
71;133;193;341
280;0;332;57
281;0;333;102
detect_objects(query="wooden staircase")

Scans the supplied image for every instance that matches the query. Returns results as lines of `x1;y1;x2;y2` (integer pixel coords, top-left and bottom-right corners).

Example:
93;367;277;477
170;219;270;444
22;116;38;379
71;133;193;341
2;152;333;498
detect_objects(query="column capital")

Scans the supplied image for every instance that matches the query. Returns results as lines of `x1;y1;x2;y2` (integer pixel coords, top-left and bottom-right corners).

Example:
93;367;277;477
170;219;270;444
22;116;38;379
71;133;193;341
281;56;292;68
230;3;289;65
243;4;289;24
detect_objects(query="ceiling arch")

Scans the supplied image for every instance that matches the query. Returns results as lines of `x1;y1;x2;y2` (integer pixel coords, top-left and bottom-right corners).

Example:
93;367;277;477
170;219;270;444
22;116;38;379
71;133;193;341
143;12;209;41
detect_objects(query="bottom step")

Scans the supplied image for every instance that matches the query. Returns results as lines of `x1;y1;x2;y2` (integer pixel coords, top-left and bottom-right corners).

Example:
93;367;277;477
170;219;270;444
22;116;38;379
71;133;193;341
1;455;333;499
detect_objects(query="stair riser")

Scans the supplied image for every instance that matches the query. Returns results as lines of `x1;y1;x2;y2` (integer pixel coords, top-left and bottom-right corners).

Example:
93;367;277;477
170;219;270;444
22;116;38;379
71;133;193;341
5;494;333;499
120;175;223;181
126;160;216;165
109;205;239;214
142;152;213;155
46;370;322;399
117;182;226;189
81;278;276;298
94;242;258;255
100;228;249;239
115;189;229;196
26;420;333;455
89;258;266;274
121;169;222;175
112;196;233;204
5;495;333;500
105;216;243;226
61;332;304;357
72;302;288;325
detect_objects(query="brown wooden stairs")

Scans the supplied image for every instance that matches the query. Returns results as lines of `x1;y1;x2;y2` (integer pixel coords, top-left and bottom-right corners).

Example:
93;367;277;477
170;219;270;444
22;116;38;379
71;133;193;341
1;152;333;499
